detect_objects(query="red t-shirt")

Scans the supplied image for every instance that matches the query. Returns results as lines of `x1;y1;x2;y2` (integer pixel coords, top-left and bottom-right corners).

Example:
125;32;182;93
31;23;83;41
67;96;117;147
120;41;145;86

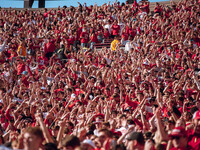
37;56;48;69
188;130;200;150
125;95;138;109
91;34;98;43
43;12;48;18
129;28;137;38
22;76;29;87
104;30;110;39
121;32;129;41
5;108;14;121
112;24;120;35
68;35;75;45
17;63;25;75
44;41;56;54
80;32;89;43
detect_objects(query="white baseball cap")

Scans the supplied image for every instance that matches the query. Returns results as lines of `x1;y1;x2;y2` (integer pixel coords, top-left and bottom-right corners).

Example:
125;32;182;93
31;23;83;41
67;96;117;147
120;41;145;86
82;139;95;148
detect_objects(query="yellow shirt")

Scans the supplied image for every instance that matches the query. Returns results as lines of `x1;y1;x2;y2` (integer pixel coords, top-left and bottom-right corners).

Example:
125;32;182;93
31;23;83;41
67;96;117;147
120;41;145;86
111;39;120;51
17;45;26;57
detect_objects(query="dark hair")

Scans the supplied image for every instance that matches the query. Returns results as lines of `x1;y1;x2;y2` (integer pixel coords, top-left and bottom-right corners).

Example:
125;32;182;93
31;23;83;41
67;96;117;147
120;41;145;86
103;122;110;128
67;122;74;129
127;119;135;125
114;35;120;39
149;97;156;103
44;142;58;150
111;110;118;115
53;126;60;131
178;97;184;102
61;135;80;148
3;142;12;148
145;132;152;140
25;127;44;140
86;130;94;136
67;88;73;93
64;128;70;134
88;123;96;131
119;114;126;119
47;104;52;108
114;144;126;150
98;128;113;138
79;93;85;98
190;107;199;114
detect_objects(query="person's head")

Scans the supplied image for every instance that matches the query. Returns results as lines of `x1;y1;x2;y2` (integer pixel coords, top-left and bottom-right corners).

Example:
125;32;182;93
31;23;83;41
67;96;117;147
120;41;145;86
102;122;110;129
114;86;120;93
66;88;73;96
193;110;200;134
81;139;96;150
175;119;185;128
126;132;145;150
169;127;188;148
190;106;199;115
97;129;110;147
66;122;74;131
128;35;133;41
166;120;175;132
183;111;192;122
111;93;120;102
144;138;155;150
57;91;64;99
23;127;44;150
105;88;110;96
23;107;30;116
114;144;126;150
61;135;80;150
52;126;60;137
111;110;118;118
85;130;94;139
82;26;87;32
114;35;119;40
94;118;103;129
136;91;144;101
21;71;28;77
44;142;58;150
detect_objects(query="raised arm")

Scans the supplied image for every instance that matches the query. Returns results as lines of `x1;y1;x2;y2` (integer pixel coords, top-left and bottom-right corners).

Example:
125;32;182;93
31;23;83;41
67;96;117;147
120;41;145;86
35;113;54;143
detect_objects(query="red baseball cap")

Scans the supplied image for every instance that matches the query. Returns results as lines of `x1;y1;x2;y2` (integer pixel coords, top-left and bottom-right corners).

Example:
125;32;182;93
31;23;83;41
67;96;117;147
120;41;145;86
94;113;105;119
193;110;200;120
169;127;186;138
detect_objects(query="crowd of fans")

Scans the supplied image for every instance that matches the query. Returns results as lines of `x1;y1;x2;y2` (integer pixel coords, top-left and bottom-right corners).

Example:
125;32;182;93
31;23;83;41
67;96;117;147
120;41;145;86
0;0;200;149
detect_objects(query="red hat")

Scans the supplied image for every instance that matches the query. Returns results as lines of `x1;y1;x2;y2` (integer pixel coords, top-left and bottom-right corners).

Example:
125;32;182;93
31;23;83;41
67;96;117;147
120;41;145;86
169;127;186;138
94;113;105;119
193;110;200;120
113;131;122;137
93;120;103;124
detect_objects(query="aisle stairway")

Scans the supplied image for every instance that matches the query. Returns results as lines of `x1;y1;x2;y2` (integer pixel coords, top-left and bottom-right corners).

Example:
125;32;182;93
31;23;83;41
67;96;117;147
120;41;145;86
94;39;113;49
94;38;126;50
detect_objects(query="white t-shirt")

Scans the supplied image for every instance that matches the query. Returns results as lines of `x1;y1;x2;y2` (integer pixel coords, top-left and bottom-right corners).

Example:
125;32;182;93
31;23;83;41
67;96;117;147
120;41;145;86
125;41;133;52
0;40;7;52
104;24;112;34
115;127;127;135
